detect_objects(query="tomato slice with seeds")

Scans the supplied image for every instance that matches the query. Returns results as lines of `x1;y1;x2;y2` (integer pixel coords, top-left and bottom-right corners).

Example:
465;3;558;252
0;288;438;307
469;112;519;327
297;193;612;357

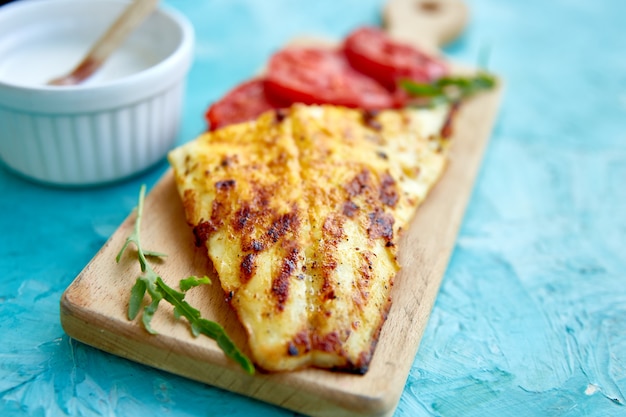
264;47;394;110
344;26;448;90
205;79;288;131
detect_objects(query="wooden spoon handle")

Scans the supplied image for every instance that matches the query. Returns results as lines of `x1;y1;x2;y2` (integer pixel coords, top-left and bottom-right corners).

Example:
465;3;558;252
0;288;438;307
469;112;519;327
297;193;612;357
87;0;159;66
49;0;159;86
383;0;468;52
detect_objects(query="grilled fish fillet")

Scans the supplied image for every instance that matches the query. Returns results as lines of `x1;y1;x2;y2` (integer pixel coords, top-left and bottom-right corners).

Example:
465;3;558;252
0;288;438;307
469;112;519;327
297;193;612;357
168;103;450;373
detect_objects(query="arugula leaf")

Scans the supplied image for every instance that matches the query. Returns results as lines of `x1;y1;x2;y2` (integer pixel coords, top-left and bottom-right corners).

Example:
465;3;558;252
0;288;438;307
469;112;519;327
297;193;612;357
154;277;255;374
400;71;497;106
117;185;255;374
115;185;167;270
128;278;146;320
180;276;211;292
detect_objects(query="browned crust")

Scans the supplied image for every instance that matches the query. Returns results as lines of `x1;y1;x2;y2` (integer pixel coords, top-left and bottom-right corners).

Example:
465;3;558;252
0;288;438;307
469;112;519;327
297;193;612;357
170;104;450;374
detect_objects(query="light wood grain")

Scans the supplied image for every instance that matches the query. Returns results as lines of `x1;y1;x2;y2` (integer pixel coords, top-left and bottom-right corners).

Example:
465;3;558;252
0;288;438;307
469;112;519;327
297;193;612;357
383;0;468;52
60;1;502;416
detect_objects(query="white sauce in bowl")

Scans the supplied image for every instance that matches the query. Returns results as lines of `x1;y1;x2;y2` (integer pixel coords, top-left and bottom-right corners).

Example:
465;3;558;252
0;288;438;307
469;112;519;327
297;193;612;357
0;33;158;87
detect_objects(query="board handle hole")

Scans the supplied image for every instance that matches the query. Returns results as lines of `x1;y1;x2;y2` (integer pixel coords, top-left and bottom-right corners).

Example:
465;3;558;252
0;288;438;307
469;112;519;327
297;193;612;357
418;0;441;13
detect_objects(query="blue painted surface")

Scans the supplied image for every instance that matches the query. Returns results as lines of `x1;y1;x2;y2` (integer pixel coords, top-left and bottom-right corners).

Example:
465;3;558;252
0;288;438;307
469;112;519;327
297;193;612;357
1;0;625;416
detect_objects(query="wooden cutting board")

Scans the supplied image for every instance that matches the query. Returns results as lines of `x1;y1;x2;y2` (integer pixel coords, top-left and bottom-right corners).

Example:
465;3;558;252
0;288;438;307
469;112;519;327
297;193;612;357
61;1;502;416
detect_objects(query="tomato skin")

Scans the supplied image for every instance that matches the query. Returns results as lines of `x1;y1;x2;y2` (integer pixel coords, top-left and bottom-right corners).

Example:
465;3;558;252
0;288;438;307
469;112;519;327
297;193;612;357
205;79;287;131
264;47;394;110
344;27;448;90
207;27;449;129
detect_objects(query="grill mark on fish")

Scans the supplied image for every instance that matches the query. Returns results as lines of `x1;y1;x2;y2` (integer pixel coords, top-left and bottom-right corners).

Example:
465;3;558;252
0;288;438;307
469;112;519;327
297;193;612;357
342;200;359;217
321;257;338;301
242;239;265;252
320;214;344;301
274;108;289;124
234;204;252;232
354;251;374;308
368;208;395;242
362;109;382;131
379;173;398;208
206;179;239;241
208;199;227;234
192;220;212;247
345;169;371;197
215;179;236;191
322;214;345;239
267;210;300;243
287;343;299;356
272;244;299;311
287;330;312;357
312;331;342;353
240;253;257;284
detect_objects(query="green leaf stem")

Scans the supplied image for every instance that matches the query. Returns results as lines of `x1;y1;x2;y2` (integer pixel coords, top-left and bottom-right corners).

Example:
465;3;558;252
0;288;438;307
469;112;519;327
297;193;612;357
116;185;254;374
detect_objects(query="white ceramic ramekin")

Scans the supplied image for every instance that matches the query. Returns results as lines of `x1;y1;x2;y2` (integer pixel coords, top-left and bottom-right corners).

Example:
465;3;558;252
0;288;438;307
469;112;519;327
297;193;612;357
0;0;194;186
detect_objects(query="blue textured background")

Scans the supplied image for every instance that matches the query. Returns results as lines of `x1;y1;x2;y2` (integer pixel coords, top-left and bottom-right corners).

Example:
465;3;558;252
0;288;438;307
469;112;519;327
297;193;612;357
1;0;625;416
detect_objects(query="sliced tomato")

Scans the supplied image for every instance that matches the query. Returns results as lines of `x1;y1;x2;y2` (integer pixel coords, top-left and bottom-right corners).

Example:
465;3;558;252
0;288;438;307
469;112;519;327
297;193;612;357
205;79;288;131
264;47;394;110
344;26;448;90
